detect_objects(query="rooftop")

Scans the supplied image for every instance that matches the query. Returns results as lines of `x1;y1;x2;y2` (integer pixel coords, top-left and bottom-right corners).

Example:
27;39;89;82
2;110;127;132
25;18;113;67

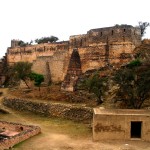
94;108;150;116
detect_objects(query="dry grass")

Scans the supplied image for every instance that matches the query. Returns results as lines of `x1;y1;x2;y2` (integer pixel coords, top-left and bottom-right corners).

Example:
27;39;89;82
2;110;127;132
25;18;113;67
8;85;98;107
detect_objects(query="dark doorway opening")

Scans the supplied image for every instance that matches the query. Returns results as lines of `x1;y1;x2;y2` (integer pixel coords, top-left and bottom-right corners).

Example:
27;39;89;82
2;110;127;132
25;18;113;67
131;121;142;138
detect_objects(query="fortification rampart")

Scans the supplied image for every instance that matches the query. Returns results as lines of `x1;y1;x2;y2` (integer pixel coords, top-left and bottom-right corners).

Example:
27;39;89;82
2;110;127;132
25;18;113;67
32;49;69;83
69;25;141;48
7;42;69;65
5;25;141;88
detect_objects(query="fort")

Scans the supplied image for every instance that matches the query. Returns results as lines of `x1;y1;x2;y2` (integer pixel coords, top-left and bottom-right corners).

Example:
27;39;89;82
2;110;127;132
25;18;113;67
1;24;141;91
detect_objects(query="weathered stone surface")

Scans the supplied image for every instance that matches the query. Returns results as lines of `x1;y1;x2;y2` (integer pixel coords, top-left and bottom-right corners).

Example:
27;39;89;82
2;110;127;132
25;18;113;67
61;48;82;91
3;97;93;123
1;25;141;90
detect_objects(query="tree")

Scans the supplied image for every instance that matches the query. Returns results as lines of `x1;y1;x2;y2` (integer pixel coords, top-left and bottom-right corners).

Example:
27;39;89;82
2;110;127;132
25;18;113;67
12;62;32;88
30;72;44;91
134;42;150;63
35;36;59;44
114;60;150;109
138;22;150;37
84;73;108;104
18;40;32;47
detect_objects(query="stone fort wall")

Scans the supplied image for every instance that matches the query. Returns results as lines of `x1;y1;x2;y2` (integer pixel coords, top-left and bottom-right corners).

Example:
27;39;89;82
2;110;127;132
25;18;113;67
6;25;141;85
32;50;69;83
7;41;69;65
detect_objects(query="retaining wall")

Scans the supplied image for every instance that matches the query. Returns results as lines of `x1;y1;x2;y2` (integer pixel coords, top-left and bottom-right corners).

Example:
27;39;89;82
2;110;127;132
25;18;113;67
3;97;93;123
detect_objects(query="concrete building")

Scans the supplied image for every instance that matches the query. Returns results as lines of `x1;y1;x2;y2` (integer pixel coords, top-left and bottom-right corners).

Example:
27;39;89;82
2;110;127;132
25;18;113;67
93;108;150;141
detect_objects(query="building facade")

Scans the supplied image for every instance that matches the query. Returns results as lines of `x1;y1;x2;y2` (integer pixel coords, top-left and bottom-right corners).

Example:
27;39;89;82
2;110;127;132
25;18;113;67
93;108;150;141
4;25;141;90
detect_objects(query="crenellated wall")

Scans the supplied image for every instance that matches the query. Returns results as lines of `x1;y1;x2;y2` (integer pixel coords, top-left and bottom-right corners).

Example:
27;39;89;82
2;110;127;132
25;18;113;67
5;25;141;88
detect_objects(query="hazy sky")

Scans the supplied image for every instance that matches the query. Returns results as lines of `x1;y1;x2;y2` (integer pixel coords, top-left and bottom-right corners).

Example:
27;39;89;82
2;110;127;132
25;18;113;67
0;0;150;57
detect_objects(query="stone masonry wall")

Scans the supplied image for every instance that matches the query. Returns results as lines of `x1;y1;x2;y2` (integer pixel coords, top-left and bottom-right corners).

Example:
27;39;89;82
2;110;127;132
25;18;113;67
6;25;141;86
7;42;69;65
32;49;69;83
3;97;93;123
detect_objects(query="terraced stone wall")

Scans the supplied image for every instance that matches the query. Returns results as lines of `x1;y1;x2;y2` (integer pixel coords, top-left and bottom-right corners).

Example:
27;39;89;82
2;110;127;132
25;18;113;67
3;97;93;123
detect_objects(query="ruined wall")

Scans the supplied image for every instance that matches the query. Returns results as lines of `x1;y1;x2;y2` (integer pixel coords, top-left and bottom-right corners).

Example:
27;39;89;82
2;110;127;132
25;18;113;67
3;97;93;123
11;39;20;48
68;41;135;73
93;109;150;141
0;121;41;150
6;25;141;85
61;48;82;91
32;50;69;83
69;25;141;48
69;25;141;72
7;42;69;65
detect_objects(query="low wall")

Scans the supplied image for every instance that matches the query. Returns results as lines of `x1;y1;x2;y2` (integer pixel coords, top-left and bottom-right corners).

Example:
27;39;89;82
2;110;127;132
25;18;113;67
0;121;41;150
3;97;93;123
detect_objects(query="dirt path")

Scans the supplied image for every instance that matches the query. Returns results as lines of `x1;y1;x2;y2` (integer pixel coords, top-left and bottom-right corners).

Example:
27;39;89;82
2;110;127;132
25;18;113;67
0;88;10;112
0;88;150;150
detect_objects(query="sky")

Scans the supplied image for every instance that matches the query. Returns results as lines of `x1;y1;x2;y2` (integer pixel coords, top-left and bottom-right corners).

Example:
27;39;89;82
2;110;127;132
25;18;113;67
0;0;150;58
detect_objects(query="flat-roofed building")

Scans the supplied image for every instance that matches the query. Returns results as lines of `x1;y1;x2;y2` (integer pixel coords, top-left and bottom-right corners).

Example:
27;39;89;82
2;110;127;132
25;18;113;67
93;108;150;141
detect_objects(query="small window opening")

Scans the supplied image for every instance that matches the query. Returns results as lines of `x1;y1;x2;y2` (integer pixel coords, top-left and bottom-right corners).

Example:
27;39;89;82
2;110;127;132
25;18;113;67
101;32;103;36
80;39;82;47
131;121;142;138
20;127;23;131
124;29;126;33
112;30;114;35
74;39;76;46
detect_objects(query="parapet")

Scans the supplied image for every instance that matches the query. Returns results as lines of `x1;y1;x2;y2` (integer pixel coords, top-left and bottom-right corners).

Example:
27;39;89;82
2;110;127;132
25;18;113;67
87;25;141;45
69;25;141;48
69;34;87;48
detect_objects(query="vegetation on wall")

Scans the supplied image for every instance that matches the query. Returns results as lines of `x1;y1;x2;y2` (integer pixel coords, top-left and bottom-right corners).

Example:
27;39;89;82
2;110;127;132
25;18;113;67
138;22;150;37
113;57;150;109
30;72;44;91
18;40;33;47
11;62;44;89
12;62;32;88
78;72;108;104
35;36;59;44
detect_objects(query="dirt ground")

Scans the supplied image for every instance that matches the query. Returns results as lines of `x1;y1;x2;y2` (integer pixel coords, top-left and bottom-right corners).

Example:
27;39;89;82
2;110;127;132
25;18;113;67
0;88;150;150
